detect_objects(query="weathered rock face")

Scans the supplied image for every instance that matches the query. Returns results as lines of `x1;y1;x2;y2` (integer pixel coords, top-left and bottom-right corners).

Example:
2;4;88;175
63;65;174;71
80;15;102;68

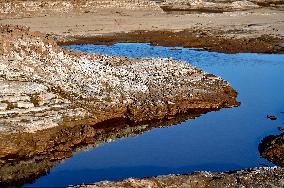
0;24;238;184
0;24;239;135
159;0;283;12
73;167;284;188
0;0;161;19
0;0;283;19
259;133;284;167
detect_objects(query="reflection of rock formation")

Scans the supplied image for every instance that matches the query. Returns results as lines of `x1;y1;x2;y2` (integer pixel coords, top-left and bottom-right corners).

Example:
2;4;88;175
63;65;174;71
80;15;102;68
0;109;209;186
259;133;284;167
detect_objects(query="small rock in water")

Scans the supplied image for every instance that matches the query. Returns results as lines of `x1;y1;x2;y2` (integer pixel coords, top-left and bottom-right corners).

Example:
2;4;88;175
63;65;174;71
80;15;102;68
277;127;284;131
267;115;277;120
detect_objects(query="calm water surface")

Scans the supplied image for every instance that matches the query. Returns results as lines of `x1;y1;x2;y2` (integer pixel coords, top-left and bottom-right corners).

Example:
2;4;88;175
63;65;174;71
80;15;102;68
27;43;284;187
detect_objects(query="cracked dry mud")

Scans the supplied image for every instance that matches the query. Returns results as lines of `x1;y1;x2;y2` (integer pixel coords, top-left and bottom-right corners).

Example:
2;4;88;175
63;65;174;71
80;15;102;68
0;24;238;185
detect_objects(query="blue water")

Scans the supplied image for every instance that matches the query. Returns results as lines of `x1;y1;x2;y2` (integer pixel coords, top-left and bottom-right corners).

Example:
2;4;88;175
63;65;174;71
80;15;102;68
28;43;284;187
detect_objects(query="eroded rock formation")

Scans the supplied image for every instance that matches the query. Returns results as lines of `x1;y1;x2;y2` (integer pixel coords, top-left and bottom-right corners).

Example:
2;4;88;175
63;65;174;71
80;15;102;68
0;0;283;19
0;0;160;19
0;25;238;133
0;24;238;184
159;0;283;13
259;133;284;167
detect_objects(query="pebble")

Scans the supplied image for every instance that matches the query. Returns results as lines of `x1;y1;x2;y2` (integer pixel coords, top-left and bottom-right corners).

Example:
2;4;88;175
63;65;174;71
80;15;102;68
267;115;277;120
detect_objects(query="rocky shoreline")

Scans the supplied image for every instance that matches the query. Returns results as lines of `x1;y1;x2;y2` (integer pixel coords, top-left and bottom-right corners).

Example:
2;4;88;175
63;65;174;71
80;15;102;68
72;167;284;188
0;24;238;185
259;132;284;167
0;0;284;187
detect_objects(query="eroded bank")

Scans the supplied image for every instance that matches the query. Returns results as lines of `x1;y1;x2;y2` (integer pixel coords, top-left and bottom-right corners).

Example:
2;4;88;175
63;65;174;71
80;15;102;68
0;25;239;185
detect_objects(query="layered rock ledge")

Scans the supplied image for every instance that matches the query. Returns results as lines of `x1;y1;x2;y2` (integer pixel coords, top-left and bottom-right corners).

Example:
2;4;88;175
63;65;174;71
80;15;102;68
159;0;284;13
1;0;283;19
0;24;238;133
0;24;238;184
0;0;160;19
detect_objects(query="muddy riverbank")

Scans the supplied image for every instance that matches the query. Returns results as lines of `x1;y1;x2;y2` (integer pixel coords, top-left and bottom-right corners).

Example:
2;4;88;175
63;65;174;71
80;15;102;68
58;29;284;54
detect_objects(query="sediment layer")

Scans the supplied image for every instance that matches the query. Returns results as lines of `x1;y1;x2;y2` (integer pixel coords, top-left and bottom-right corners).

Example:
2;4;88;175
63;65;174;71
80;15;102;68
58;29;284;54
160;0;284;13
1;0;283;20
0;0;160;19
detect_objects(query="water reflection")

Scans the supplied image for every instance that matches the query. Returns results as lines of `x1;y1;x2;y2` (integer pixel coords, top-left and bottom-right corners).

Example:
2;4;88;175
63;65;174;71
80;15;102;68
1;110;208;187
11;43;284;187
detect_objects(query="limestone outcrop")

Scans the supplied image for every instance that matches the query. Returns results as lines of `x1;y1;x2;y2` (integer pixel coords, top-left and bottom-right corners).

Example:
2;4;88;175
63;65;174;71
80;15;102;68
0;24;239;185
0;24;238;135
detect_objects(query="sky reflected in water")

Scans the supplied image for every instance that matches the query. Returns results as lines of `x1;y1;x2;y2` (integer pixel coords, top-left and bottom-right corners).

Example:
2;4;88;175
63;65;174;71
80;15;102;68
28;43;284;187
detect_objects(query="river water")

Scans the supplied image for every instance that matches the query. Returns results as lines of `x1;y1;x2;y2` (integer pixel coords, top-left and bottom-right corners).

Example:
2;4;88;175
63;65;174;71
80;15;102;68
27;43;284;187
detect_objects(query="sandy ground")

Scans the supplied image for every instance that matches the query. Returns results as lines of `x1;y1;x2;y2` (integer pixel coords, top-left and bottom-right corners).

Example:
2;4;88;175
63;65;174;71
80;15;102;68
1;8;284;38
